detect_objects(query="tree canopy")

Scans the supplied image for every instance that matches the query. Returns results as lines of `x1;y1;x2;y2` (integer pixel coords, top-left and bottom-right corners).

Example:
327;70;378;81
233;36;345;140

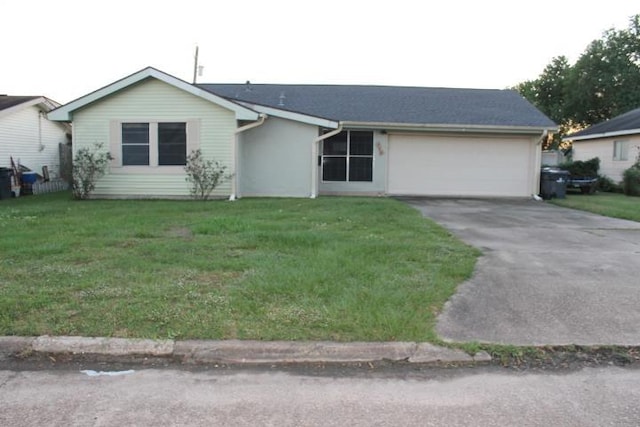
515;15;640;148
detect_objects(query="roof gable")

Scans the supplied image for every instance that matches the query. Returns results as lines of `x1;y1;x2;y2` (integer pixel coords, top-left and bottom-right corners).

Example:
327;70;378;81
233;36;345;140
48;67;259;122
566;107;640;141
0;95;60;119
199;83;557;130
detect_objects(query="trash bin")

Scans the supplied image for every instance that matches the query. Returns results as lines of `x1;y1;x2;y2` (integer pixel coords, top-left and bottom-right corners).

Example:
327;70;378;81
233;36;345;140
540;167;569;200
0;167;12;200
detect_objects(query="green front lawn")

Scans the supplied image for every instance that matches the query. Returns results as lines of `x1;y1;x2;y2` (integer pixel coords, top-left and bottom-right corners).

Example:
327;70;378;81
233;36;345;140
550;192;640;222
0;192;477;342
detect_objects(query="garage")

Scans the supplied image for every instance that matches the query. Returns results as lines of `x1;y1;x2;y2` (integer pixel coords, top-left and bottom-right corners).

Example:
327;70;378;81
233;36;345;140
387;134;534;197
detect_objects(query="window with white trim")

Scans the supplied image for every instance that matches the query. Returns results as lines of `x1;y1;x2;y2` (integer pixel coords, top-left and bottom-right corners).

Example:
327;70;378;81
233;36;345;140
322;130;373;182
121;122;187;166
613;140;629;161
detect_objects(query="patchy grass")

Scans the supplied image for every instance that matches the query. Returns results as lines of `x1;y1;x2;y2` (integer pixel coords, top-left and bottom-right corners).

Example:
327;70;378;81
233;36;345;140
550;192;640;222
0;192;477;342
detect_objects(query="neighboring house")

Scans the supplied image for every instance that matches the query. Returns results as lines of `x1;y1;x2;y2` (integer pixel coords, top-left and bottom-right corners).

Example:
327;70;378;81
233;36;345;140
564;107;640;182
48;67;556;199
0;95;69;177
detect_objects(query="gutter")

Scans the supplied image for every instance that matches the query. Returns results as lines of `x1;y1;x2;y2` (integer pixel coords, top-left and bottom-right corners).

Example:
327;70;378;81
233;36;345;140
341;121;558;135
230;114;267;200
310;123;343;198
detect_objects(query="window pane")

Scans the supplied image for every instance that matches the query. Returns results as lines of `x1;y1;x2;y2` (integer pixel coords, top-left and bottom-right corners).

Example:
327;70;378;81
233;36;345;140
122;123;149;166
349;131;373;155
122;145;149;166
122;123;149;145
323;157;347;181
323;132;348;155
349;157;373;182
158;122;187;165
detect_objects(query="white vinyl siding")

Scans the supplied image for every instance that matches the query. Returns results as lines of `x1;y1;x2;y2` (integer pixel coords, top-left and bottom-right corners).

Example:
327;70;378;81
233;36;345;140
73;78;237;198
0;105;67;177
573;136;640;182
388;134;535;197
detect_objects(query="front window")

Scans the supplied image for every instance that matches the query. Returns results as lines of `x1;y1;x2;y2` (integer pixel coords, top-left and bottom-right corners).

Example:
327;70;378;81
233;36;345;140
121;122;187;166
122;123;150;166
158;122;187;166
613;140;629;161
322;130;373;182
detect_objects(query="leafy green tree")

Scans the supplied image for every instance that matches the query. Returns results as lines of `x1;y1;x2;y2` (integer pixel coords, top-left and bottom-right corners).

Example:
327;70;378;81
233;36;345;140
516;14;640;142
565;15;640;126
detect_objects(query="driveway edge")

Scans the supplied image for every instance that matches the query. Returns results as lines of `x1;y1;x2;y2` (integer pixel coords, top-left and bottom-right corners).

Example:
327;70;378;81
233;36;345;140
0;336;489;365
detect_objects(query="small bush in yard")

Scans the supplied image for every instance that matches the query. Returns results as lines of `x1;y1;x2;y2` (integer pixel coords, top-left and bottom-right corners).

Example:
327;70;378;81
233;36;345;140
72;143;113;200
184;149;232;200
622;162;640;196
558;157;600;177
597;175;621;193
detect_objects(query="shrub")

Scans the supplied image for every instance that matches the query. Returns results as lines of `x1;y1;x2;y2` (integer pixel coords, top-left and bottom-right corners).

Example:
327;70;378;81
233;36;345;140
72;143;113;200
622;162;640;196
597;175;621;193
184;149;232;200
558;157;600;177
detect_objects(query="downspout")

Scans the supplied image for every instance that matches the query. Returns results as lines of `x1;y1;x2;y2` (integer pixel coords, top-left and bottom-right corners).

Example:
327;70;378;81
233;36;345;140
310;123;343;198
230;114;267;200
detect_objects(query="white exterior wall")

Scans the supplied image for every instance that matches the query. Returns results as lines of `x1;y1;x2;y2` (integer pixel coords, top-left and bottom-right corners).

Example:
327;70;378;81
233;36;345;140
239;116;315;197
72;78;237;198
572;135;640;183
0;105;67;177
387;133;539;197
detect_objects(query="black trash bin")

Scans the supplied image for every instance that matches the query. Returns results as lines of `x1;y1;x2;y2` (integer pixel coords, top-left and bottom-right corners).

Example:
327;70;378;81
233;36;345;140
0;167;12;200
540;167;569;200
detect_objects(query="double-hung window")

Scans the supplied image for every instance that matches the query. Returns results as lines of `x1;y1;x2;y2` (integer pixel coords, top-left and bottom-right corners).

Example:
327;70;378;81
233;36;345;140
613;140;629;161
322;130;373;182
121;122;187;166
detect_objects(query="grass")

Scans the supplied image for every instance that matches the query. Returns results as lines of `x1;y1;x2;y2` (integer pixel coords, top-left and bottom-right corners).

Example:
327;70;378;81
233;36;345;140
0;192;478;342
550;192;640;222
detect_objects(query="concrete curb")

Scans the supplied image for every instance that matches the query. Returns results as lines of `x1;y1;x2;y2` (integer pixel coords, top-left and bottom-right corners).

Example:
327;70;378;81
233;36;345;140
0;336;491;365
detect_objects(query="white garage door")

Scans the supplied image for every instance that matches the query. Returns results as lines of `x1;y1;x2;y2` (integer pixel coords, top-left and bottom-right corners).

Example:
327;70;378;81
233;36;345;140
388;134;532;197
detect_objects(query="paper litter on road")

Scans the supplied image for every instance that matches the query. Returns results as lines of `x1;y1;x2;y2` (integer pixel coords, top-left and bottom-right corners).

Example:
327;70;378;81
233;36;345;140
80;370;135;377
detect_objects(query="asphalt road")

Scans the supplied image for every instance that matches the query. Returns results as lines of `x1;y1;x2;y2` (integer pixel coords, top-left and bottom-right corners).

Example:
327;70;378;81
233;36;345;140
405;198;640;346
1;364;639;426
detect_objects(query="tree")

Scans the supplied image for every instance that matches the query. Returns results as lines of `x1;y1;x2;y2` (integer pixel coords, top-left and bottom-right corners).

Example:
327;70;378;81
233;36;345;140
565;15;640;127
516;15;640;141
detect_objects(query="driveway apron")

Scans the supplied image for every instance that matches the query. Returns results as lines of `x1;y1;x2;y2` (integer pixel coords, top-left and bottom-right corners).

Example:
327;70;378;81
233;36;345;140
404;198;640;346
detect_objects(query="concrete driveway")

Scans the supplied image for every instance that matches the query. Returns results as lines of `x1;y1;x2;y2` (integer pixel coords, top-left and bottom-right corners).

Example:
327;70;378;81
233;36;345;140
404;198;640;346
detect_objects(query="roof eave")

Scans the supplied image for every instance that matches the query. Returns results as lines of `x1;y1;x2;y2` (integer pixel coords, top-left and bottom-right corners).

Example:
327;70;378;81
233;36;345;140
0;96;60;119
48;67;259;122
341;121;557;134
238;102;339;129
563;128;640;142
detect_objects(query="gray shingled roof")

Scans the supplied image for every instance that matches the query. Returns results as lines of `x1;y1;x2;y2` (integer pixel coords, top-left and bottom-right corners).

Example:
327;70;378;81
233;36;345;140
0;95;39;111
198;83;556;128
567;107;640;140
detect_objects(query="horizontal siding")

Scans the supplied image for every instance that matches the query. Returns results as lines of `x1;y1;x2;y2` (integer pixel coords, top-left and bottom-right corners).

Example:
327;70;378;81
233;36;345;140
0;106;67;177
573;136;640;183
73;78;236;197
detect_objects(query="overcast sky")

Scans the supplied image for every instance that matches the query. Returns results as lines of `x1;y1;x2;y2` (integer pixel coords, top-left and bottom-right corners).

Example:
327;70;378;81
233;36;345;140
2;0;637;104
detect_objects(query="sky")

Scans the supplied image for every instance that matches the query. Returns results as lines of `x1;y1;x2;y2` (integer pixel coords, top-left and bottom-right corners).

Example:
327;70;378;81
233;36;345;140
2;0;638;104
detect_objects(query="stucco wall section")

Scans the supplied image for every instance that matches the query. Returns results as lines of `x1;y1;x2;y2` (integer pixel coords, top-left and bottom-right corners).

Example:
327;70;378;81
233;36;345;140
572;135;640;183
72;78;237;197
239;116;315;197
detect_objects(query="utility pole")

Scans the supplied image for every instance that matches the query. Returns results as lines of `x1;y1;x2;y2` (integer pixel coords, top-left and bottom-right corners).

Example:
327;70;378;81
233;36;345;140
192;45;199;84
